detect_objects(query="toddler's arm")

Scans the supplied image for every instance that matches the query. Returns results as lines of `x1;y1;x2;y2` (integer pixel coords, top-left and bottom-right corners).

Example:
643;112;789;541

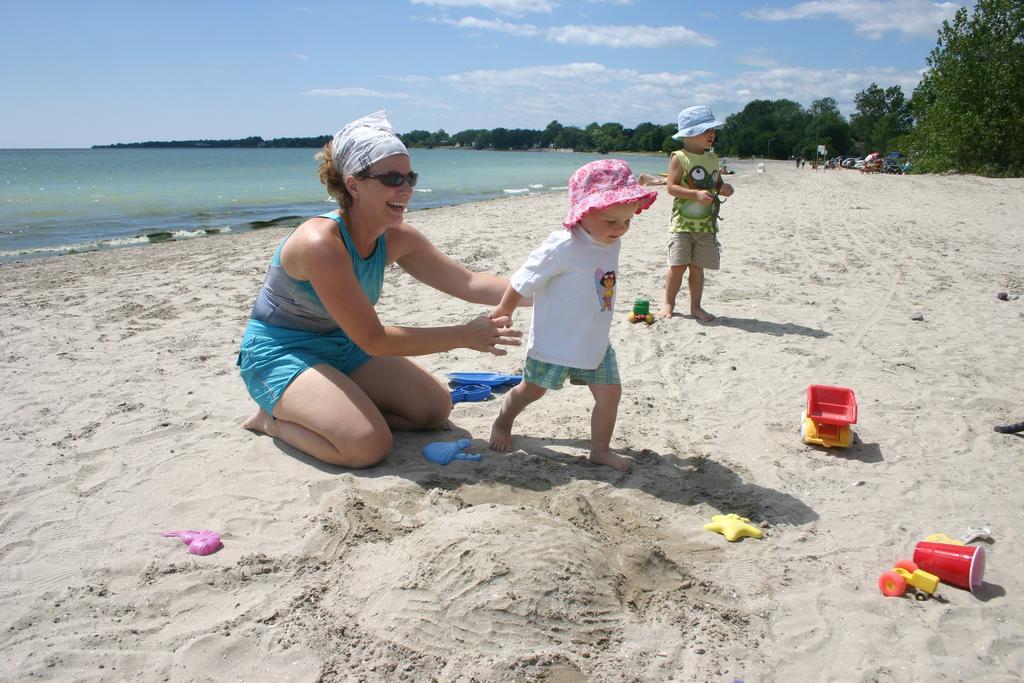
491;285;524;321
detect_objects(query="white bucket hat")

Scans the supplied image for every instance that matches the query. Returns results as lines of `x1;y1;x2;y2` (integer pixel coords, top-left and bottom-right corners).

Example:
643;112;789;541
672;105;725;140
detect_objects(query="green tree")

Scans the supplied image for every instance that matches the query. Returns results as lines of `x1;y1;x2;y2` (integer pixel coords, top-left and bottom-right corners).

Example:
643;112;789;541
719;99;807;158
804;97;853;158
540;120;563;148
427;129;450;147
908;0;1024;175
553;125;582;150
849;83;912;154
632;122;663;152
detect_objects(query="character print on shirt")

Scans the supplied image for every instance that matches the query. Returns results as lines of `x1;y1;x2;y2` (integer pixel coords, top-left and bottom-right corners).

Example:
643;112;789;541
595;269;616;312
680;157;725;228
686;165;720;192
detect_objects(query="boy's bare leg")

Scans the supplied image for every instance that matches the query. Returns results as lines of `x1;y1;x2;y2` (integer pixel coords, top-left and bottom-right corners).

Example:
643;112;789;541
658;265;686;318
489;381;547;451
588;383;631;471
687;266;714;322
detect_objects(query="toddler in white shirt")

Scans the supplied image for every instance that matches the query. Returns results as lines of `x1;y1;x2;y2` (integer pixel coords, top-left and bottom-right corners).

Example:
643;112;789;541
488;159;657;471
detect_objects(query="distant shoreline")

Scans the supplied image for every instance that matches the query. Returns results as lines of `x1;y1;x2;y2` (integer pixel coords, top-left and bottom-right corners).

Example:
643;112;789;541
91;141;622;154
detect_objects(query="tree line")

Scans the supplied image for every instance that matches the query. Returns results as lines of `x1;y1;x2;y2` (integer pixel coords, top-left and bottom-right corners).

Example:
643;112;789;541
96;135;332;149
95;0;1020;176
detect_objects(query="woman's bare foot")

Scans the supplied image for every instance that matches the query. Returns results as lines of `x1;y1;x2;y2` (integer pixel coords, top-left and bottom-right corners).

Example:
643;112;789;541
657;303;675;318
489;418;513;452
242;409;276;436
690;306;715;323
589;449;632;472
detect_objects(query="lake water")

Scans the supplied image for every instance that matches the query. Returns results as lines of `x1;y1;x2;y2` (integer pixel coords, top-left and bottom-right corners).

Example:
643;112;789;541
0;147;696;262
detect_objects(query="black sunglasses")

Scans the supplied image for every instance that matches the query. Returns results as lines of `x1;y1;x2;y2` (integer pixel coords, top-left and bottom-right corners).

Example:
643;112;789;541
361;170;419;188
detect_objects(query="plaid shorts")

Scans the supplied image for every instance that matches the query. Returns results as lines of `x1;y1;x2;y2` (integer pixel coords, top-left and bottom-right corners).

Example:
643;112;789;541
524;346;619;390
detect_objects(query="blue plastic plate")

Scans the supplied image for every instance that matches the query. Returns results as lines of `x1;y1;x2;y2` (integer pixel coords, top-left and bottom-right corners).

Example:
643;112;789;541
446;372;522;387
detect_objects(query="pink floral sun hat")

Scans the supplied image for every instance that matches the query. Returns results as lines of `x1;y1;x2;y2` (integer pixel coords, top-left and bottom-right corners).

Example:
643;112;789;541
563;159;658;229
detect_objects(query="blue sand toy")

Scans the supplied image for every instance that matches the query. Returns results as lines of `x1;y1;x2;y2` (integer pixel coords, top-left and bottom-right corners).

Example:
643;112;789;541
450;383;492;403
422;438;482;464
446;372;522;387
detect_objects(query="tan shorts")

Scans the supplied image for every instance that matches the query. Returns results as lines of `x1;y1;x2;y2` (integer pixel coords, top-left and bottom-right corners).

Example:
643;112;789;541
667;231;720;269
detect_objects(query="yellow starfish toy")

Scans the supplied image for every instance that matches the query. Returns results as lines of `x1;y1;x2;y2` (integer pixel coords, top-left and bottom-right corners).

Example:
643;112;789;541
704;513;764;542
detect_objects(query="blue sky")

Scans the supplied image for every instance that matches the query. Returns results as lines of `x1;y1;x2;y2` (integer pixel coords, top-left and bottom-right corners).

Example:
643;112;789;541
0;0;967;148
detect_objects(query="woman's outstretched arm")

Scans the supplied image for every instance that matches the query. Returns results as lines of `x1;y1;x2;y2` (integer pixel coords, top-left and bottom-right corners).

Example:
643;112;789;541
292;219;520;357
390;223;511;305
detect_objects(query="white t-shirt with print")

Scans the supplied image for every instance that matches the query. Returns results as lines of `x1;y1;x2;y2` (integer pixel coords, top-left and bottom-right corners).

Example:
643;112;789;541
510;228;620;370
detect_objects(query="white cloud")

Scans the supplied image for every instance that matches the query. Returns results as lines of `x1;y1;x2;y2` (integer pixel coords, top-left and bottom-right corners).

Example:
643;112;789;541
437;60;923;126
547;24;716;48
305;59;924;133
410;0;556;15
303;88;413;99
440;62;699;123
744;0;964;40
411;0;635;15
290;54;310;61
735;51;784;68
448;16;541;36
442;18;715;47
717;64;923;113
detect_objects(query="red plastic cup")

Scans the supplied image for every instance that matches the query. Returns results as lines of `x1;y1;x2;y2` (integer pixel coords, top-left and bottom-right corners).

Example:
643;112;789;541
913;541;985;592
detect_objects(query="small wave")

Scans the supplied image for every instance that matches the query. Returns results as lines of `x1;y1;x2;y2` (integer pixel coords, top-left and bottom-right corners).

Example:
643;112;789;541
0;234;149;259
414;188;432;193
528;184;543;189
0;227;237;261
503;188;529;195
170;228;216;240
0;243;95;258
107;235;152;247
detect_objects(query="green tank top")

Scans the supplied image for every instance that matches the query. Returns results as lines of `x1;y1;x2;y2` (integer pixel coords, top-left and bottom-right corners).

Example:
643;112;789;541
670;149;721;234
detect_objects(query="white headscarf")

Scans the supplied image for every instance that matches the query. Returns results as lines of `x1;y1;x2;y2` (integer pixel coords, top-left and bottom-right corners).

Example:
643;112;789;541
331;110;408;178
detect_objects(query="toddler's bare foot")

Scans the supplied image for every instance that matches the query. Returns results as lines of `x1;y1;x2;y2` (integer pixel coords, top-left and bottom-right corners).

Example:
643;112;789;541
657;303;675;318
489;420;513;452
242;409;275;436
589;449;632;472
690;306;715;323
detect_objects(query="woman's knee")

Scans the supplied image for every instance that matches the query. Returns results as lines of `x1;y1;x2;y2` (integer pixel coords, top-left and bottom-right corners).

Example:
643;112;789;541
329;427;393;468
423;395;453;428
402;385;452;429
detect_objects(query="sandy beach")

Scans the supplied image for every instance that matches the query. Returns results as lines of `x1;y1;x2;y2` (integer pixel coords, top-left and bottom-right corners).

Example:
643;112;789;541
2;161;1023;681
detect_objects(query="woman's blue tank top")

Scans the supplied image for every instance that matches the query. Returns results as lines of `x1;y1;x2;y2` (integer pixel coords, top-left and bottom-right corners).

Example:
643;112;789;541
249;212;386;334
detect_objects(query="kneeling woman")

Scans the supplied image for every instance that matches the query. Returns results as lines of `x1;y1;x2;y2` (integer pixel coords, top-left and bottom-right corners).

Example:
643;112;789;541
238;111;521;468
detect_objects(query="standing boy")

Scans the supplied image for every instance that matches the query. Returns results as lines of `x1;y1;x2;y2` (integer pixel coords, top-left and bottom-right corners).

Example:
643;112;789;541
658;105;735;322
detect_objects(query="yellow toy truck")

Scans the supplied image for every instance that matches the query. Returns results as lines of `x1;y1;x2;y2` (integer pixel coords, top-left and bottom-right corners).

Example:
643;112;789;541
878;559;940;600
801;384;858;448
